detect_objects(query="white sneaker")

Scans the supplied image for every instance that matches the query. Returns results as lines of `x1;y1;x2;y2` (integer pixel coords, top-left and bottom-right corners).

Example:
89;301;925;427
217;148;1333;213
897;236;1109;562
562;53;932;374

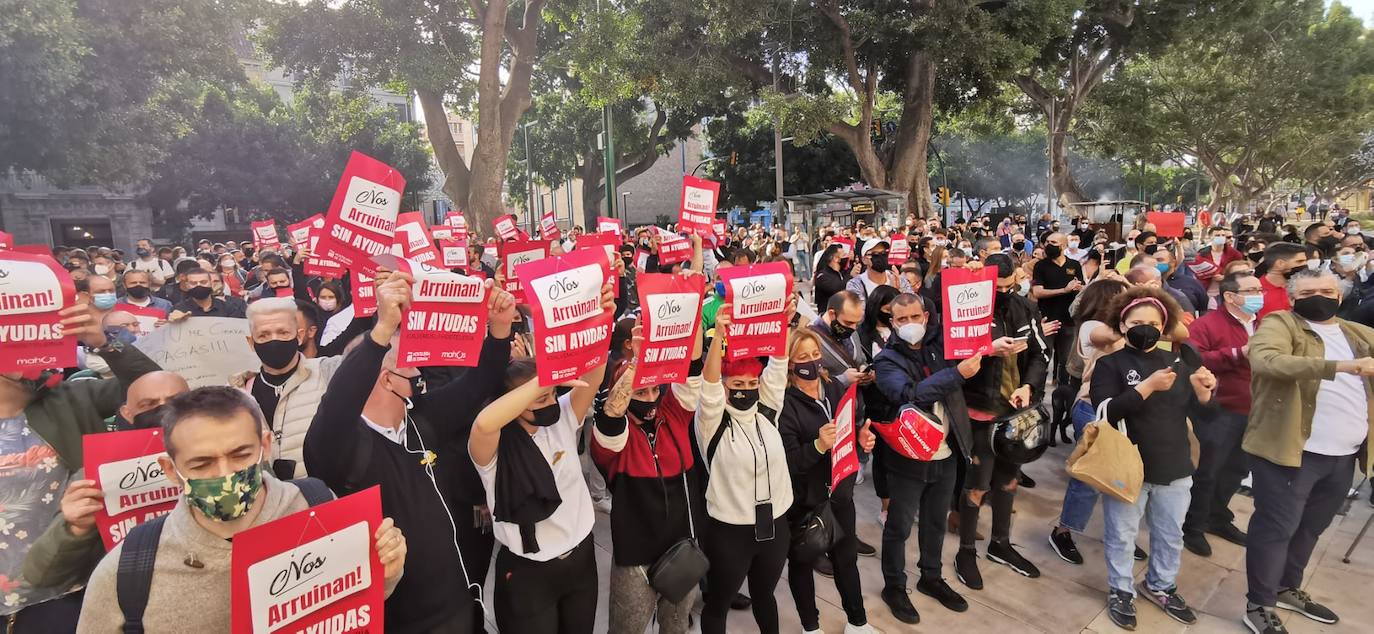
593;497;612;514
803;628;823;634
844;623;883;634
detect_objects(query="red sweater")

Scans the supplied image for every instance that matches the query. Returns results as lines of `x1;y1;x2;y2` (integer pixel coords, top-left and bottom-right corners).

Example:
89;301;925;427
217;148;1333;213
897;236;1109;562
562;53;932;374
1189;245;1244;284
1187;306;1254;414
1258;275;1291;320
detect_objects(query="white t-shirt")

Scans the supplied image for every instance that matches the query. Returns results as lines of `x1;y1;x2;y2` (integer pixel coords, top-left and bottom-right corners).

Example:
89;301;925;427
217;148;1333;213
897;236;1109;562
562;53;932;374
1077;319;1105;361
1304;321;1369;456
475;393;595;561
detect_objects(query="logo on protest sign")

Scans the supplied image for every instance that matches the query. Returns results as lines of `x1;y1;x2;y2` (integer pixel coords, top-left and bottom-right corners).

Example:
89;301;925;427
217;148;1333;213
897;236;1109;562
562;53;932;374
518;248;612;386
439;239;468;269
719;261;793;360
941;266;997;359
316;151;406;275
232;487;383;634
84;428;179;550
635;274;703;388
831;384;860;488
0;252;77;373
679;176;720;235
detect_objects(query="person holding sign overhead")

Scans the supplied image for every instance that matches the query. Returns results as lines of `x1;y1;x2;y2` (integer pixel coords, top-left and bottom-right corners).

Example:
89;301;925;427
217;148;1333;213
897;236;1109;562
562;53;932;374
778;328;878;634
696;295;797;634
75;387;407;633
468;278;615;634
304;269;518;633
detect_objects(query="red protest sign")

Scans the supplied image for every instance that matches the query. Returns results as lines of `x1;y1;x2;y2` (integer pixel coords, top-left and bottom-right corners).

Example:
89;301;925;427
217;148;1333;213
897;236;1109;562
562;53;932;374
351;270;377;317
635;273;704;387
941;266;997;359
315;151;406;275
286;214;324;251
373;255;489;368
0;252;77;374
679;176;720;235
114;302;166;335
493;214;520;241
517;248;612;386
231;486;383;634
0;230;11;250
540;212;562;242
634;249;650;272
82;428;178;550
440;212;468;241
831;383;861;489
500;239;549;304
303;223;345;279
251;221;282;251
888;234;910;266
574;232;620;297
596;216;623;237
719;261;793;360
833;237;854;258
1147;212;1187;238
658;233;692;265
712;220;728;239
390;211;439;265
871;405;946;461
439;239;468;269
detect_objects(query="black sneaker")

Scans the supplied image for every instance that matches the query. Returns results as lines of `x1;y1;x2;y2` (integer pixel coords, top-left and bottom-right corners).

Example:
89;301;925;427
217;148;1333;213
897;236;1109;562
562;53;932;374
1049;529;1083;565
1183;532;1212;557
1276;588;1338;624
856;537;877;557
955;548;983;590
729;592;751;610
917;576;968;612
986;540;1041;578
1208;522;1248;546
1138;582;1198;624
1018;472;1037;488
881;586;921;624
1107;589;1137;631
1133;545;1148;561
1244;605;1288;634
814;555;834;578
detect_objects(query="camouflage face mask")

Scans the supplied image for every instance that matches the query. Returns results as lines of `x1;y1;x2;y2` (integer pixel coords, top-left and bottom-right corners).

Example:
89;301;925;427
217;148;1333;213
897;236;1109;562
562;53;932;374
178;454;264;522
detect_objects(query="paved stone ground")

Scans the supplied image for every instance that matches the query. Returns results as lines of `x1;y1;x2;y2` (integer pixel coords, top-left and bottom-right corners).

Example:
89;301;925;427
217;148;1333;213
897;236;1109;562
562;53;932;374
482;440;1374;633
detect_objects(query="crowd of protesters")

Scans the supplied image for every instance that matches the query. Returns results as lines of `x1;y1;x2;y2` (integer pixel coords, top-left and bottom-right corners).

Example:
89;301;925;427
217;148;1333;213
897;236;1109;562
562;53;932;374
0;201;1371;634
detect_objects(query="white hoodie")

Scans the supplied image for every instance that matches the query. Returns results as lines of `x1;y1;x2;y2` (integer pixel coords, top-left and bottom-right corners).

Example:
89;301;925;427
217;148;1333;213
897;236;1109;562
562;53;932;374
695;356;794;525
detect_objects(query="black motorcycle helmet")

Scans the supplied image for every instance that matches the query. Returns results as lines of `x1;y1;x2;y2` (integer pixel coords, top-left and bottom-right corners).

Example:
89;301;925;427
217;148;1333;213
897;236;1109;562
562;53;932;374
991;404;1051;465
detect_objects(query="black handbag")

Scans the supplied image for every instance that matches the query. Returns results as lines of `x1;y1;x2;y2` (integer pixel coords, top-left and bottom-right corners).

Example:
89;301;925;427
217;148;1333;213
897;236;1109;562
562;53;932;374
790;498;845;564
648;470;710;603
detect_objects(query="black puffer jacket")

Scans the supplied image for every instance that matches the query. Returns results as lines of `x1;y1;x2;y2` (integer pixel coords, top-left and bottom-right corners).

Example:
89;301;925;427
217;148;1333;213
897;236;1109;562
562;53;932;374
960;292;1049;418
778;377;856;511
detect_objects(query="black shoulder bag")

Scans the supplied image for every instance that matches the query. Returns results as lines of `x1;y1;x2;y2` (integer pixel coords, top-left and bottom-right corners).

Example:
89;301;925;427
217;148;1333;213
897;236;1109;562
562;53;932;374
789;392;846;563
648;431;710;603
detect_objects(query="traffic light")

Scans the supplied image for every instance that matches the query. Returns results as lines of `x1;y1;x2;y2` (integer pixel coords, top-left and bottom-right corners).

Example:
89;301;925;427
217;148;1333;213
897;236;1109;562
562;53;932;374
729;151;738;166
938;186;951;207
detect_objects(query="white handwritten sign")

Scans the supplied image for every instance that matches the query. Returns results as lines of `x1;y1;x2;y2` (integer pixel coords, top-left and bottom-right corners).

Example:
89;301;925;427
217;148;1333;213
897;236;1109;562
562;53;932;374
134;317;258;387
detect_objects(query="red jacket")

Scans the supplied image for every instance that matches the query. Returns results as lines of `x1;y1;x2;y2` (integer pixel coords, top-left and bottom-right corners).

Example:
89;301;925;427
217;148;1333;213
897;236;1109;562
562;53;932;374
1187;306;1254;414
1188;245;1244;284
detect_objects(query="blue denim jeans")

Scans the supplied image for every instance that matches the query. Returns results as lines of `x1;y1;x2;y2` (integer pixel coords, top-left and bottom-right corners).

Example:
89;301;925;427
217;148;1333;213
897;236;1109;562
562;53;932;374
1058;400;1099;532
1102;475;1193;595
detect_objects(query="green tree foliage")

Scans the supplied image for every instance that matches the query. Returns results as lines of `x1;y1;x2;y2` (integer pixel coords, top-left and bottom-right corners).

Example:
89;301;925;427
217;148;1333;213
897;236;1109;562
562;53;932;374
0;0;249;185
144;84;431;231
702;108;861;209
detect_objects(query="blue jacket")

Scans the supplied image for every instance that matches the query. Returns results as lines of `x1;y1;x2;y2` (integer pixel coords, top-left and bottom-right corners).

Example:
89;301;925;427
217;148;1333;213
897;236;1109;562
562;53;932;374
870;324;973;477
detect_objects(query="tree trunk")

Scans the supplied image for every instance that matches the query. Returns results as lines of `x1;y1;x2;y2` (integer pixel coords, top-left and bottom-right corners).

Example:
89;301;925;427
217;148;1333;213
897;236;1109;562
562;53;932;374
1049;103;1086;207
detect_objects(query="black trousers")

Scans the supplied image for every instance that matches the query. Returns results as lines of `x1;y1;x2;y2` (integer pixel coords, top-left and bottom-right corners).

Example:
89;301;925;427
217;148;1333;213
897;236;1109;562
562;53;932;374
457;504;496;632
6;591;82;634
702;516;790;634
881;457;957;589
1046;322;1077;386
494;535;598;634
1184;409;1250;537
961;421;1019;547
1245;452;1355;607
786;497;866;630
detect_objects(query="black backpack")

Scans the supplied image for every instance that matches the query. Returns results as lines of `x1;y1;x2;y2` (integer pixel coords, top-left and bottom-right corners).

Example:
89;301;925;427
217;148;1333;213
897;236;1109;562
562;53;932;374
115;477;334;633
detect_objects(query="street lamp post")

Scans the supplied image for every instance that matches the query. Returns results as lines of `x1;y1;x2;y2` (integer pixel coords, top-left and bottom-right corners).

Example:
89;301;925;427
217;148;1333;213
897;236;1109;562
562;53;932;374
522;122;536;231
621;192;630;219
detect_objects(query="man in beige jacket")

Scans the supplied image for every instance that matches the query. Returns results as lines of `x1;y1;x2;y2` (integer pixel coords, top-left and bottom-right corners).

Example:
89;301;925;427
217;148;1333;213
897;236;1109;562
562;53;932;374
1242;269;1374;634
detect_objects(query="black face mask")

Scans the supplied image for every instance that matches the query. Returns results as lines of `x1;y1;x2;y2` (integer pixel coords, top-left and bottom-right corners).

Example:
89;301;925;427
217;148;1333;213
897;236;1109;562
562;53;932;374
627;396;660;421
1247;251;1264;263
877;310;892;325
131;404;166;430
125;285;150;299
254;338;300;370
1043;244;1062;260
1293;296;1340;322
135;248;151;258
1012;241;1025;251
1125;324;1161;350
830;321;856;340
727;388;760;411
186;286;212;301
1143;244;1159;255
792;359;822;381
869;253;890;272
529;402;562;427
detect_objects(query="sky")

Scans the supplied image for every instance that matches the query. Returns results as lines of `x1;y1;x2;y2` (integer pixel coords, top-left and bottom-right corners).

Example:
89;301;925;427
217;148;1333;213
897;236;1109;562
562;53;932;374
1334;0;1374;24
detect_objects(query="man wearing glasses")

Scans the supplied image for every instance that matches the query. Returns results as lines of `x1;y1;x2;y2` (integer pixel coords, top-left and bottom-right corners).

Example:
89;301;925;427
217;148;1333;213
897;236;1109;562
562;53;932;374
1181;271;1262;558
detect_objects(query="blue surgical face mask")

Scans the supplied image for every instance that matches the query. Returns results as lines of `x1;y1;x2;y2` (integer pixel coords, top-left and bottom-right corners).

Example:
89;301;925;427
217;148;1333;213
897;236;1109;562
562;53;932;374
93;292;117;311
1156;262;1170;275
1241;294;1264;315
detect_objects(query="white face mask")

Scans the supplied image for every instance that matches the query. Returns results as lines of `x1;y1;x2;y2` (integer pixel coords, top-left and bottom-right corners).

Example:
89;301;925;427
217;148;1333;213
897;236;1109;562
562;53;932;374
1068;238;1080;249
1307;260;1322;271
897;322;925;344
